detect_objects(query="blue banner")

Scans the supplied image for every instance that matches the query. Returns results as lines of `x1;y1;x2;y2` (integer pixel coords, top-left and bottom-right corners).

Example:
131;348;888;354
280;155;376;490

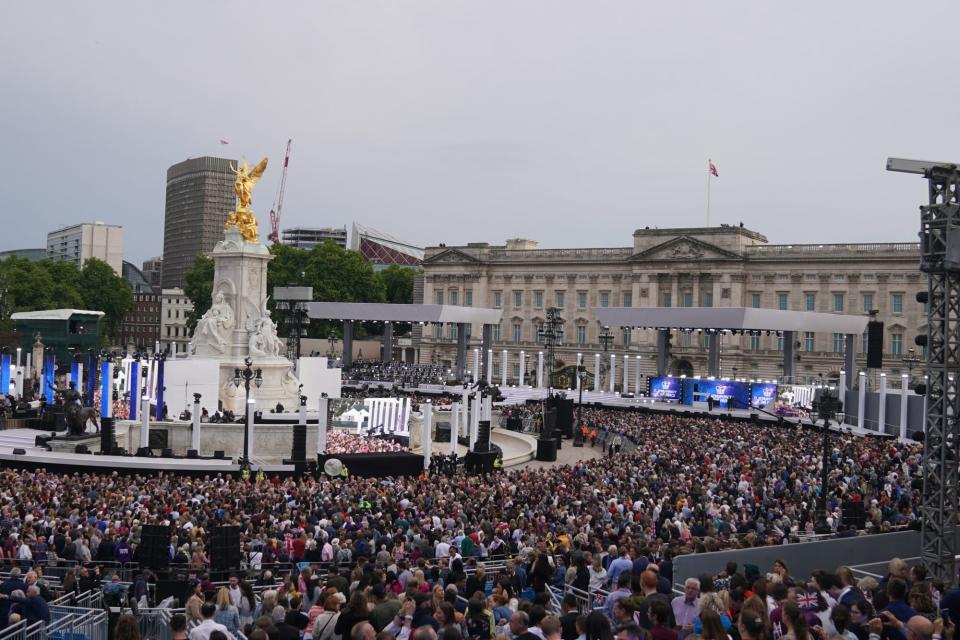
86;354;98;406
0;354;9;397
43;354;55;404
154;358;165;420
129;361;139;420
100;361;111;418
750;383;779;408
681;379;750;409
70;361;80;391
648;376;681;401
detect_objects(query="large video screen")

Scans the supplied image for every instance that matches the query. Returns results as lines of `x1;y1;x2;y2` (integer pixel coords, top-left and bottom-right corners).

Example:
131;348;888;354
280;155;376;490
750;383;779;408
681;379;750;409
648;376;681;401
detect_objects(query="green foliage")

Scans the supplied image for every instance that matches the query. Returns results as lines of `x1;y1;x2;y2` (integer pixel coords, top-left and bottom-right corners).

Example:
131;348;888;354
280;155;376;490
0;256;131;341
183;253;215;332
180;241;418;341
78;258;134;339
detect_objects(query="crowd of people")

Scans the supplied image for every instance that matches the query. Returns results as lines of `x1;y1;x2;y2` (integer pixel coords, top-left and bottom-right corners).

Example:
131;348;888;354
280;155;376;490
325;432;408;455
344;362;451;386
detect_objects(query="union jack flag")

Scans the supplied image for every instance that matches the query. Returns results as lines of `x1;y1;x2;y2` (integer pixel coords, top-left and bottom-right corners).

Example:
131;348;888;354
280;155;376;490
797;592;819;609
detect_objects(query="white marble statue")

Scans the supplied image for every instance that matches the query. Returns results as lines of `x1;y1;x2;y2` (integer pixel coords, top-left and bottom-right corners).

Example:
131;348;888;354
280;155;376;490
247;300;283;358
192;293;235;354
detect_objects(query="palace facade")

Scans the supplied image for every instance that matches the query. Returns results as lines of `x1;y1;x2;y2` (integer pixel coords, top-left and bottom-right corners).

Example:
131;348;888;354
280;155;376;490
419;226;925;386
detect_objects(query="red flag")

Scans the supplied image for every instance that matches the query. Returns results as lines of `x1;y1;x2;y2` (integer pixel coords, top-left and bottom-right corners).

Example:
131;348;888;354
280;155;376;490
709;161;718;177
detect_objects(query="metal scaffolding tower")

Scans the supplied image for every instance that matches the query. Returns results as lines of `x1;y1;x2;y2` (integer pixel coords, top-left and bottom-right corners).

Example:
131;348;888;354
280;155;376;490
888;157;960;584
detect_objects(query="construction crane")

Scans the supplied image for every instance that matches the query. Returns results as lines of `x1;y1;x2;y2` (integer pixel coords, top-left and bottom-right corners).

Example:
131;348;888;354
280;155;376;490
269;138;292;244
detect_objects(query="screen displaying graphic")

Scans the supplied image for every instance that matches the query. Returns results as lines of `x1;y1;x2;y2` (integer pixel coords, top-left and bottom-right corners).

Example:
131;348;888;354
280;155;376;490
648;376;681;401
681;379;750;409
750;383;779;408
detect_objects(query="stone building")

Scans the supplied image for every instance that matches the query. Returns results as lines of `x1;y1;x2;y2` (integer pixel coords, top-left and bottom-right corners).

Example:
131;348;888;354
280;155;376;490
420;226;924;385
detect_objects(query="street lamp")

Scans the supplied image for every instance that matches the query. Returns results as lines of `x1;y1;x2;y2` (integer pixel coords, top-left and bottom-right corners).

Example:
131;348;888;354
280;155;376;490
902;348;922;389
574;356;587;447
233;356;263;467
327;331;339;360
811;388;843;534
598;326;614;352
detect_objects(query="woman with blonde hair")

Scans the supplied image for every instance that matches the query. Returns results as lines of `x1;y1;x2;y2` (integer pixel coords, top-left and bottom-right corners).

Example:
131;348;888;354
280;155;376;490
695;592;732;635
214;587;241;636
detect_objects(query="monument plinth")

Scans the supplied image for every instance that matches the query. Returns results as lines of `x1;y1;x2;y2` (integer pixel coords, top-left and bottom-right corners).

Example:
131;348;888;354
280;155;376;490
188;157;300;414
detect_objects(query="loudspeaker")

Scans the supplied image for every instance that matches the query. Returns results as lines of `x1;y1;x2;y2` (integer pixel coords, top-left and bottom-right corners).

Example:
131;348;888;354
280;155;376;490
435;422;451;442
74;444;89;454
543;409;556;431
475;420;491;453
140;524;171;569
535;438;557;462
187;449;199;458
136;447;153;457
842;502;866;529
867;321;884;369
213;450;225;459
12;449;25;455
155;579;189;604
100;417;116;455
209;526;241;571
506;417;522;432
291;424;307;461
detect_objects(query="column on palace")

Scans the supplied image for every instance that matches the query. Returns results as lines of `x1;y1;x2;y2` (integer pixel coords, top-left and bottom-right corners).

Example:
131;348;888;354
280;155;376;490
609;354;616;393
501;350;508;386
450;403;460;455
635;356;642;395
191;395;202;453
594;354;601;392
623;355;629;393
899;375;909;440
519;351;526;386
537;352;544;388
857;372;866;430
140;396;150;451
246;399;256;461
878;373;887;434
422;400;432;470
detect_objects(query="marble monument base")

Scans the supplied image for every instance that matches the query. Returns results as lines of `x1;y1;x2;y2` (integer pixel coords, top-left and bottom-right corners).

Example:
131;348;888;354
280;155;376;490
219;356;300;414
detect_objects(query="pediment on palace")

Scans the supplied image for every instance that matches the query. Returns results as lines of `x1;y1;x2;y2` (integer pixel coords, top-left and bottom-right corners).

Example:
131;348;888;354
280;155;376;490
422;248;483;265
630;236;743;262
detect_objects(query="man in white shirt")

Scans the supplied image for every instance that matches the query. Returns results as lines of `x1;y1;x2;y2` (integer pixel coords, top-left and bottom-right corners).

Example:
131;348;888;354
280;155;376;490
227;575;242;608
435;538;451;559
189;603;235;640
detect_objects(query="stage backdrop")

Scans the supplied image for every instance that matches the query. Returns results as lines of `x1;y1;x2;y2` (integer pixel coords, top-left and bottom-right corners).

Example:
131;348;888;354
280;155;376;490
163;358;222;416
648;376;681;401
681;380;750;409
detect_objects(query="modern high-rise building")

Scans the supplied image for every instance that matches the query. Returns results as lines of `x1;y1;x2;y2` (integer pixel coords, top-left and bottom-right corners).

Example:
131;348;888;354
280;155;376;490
46;222;124;274
141;256;163;289
161;156;236;288
281;226;348;250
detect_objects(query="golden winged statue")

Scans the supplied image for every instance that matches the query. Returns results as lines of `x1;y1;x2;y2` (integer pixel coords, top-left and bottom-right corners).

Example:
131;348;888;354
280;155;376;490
225;157;268;243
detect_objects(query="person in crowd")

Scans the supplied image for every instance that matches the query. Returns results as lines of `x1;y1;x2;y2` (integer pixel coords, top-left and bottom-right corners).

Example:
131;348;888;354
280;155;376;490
214;587;242;636
190;602;235;640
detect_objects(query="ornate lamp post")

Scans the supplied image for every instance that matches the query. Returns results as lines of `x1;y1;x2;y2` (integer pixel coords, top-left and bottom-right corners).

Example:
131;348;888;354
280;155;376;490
233;357;263;467
902;347;922;389
574;357;587;447
326;331;339;360
536;308;565;388
599;326;613;352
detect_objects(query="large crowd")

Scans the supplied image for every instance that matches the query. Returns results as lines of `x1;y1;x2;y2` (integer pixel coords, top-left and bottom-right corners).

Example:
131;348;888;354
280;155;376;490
325;432;408;454
344;362;450;386
0;407;930;639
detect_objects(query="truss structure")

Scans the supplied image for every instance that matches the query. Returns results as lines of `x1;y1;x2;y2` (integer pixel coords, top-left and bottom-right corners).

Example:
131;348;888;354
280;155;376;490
919;166;960;584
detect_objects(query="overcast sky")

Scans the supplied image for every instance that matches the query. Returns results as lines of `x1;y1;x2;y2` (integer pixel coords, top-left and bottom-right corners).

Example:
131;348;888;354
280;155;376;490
2;2;957;265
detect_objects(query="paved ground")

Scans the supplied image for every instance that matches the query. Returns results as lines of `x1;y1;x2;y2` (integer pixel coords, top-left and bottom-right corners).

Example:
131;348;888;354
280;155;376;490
519;435;604;470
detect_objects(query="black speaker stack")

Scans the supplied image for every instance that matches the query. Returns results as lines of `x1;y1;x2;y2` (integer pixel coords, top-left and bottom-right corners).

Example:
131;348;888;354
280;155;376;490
536;437;557;462
867;321;884;369
841;502;866;530
100;417;117;454
209;526;241;572
140;524;171;570
291;424;307;461
475;420;491;453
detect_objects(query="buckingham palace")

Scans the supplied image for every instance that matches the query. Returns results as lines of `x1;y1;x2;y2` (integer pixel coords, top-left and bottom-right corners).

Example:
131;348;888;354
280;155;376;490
417;225;924;386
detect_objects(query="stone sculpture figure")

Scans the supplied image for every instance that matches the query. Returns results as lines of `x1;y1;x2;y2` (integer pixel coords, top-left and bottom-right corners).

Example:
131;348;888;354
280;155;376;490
192;293;235;354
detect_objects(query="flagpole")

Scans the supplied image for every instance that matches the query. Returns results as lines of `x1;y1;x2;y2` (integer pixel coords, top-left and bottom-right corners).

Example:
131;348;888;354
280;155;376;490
706;158;712;227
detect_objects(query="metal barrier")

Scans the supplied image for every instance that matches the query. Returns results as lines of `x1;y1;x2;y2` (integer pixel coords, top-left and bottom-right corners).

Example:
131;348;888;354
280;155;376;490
47;609;109;640
138;608;187;640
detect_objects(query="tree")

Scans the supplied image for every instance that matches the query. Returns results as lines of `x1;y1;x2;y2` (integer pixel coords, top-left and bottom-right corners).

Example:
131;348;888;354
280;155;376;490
183;253;215;332
378;265;416;335
304;242;386;338
79;258;134;339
